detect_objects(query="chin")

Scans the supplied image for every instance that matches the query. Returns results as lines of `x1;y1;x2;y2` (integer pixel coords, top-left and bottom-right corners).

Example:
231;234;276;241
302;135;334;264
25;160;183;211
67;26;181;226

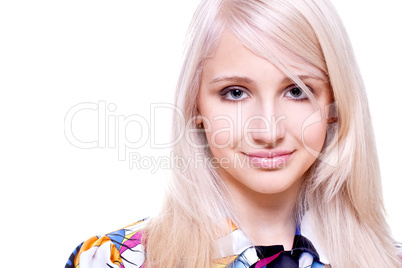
245;177;301;196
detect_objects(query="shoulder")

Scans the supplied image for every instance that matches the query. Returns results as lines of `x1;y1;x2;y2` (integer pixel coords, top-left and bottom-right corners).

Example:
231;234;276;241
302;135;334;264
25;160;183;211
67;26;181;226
66;218;148;268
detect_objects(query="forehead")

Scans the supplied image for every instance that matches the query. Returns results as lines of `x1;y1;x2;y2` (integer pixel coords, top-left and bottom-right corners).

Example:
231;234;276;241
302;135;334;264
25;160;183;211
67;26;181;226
202;30;328;82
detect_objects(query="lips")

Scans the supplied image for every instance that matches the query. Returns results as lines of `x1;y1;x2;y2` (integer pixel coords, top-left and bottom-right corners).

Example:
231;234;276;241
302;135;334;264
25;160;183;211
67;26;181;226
244;150;294;169
245;150;293;158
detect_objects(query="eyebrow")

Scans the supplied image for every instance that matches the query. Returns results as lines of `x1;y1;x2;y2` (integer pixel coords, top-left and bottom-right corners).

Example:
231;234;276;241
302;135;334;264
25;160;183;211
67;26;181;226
209;75;257;85
209;74;328;85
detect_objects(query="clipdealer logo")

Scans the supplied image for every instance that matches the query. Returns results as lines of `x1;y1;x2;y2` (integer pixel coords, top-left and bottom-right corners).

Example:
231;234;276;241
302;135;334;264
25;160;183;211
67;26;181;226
64;100;339;170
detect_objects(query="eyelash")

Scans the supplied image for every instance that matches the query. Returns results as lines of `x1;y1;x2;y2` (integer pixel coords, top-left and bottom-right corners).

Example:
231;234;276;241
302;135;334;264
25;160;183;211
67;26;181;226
219;85;314;103
219;86;250;103
283;85;312;102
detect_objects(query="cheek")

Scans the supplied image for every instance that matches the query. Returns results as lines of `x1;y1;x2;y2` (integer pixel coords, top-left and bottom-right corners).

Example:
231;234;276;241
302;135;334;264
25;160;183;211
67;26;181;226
205;119;234;149
302;121;327;153
202;107;241;150
287;107;327;152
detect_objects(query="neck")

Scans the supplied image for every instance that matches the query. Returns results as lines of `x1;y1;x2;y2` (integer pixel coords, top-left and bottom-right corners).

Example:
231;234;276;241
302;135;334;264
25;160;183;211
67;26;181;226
224;176;301;250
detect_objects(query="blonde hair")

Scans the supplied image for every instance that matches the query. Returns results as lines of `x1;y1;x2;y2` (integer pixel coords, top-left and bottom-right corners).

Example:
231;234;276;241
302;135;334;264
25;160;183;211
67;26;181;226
143;0;401;267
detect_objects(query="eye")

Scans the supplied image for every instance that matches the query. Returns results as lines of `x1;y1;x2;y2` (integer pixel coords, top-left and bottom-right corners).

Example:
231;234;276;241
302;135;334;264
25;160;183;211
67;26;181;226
283;85;309;101
220;86;250;102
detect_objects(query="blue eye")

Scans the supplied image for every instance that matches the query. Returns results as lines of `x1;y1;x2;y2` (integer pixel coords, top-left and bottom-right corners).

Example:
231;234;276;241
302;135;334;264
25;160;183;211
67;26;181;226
230;89;245;99
284;86;309;101
220;86;250;102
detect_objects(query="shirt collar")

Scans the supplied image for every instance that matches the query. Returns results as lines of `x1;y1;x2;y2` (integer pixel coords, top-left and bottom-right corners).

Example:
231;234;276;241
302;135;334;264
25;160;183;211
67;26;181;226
213;211;329;265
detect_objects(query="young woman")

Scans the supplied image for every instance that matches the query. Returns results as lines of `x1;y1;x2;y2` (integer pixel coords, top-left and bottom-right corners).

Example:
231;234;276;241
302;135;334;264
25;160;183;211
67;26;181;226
66;0;402;267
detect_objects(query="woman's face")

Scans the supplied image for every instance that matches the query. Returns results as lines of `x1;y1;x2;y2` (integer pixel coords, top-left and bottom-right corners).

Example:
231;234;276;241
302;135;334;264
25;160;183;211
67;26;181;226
197;31;332;197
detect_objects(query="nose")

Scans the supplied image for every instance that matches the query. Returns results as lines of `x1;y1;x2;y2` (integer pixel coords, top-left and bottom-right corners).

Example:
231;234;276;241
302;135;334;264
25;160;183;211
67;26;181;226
246;103;286;147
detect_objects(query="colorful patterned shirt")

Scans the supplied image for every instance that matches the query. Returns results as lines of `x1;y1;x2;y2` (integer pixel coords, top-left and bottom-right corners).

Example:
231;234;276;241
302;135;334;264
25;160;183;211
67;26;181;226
65;213;331;268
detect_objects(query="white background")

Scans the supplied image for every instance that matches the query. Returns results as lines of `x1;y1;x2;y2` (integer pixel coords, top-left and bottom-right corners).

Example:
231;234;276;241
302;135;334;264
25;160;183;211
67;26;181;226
0;0;401;266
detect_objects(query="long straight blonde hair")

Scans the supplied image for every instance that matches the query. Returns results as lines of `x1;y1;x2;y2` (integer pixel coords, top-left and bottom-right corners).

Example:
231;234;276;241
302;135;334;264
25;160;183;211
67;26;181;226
143;0;401;267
